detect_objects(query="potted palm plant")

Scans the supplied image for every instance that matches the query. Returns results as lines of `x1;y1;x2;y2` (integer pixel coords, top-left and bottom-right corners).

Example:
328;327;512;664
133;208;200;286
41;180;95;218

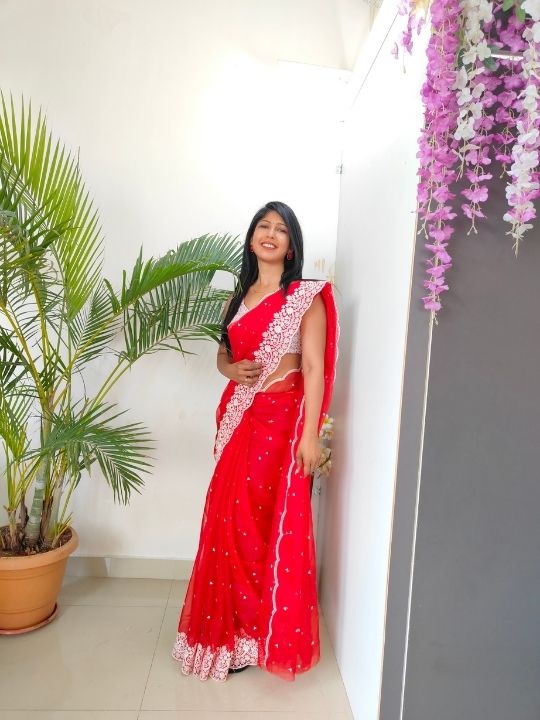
0;94;241;633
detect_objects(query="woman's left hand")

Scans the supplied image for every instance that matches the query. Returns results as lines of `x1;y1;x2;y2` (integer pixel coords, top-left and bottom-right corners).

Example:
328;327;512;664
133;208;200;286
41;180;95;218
296;433;322;477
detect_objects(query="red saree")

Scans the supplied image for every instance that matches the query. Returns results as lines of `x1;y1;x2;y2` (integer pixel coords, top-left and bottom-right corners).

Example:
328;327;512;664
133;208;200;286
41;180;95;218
172;280;339;682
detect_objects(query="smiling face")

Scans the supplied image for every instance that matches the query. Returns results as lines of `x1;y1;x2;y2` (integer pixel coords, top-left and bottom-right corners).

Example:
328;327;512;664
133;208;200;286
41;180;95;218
251;210;290;263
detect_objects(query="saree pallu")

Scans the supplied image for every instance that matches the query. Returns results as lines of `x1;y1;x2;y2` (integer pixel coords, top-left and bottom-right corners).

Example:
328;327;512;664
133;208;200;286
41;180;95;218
173;280;339;682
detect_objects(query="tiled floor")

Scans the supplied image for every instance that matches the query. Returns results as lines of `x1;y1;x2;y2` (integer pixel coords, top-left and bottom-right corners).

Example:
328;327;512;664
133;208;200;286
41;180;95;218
0;577;353;720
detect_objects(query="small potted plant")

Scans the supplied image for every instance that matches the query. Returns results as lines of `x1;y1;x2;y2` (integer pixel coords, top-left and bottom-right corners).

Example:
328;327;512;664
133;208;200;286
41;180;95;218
0;94;241;633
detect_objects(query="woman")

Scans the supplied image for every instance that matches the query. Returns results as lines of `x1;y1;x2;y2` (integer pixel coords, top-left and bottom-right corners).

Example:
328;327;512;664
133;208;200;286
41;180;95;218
172;201;339;682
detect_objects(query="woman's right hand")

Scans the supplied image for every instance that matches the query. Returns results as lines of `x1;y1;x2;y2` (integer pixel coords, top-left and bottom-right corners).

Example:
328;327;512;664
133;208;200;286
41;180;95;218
228;359;264;386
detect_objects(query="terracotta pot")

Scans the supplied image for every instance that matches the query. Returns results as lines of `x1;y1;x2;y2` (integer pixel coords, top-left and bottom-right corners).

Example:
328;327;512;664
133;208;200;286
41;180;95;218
0;528;79;634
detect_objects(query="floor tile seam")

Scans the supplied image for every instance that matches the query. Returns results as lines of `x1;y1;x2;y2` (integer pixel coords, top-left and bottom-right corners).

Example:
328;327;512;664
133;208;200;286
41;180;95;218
165;579;179;610
0;707;141;712
58;601;172;608
165;578;175;601
139;713;330;715
139;713;336;716
138;601;170;715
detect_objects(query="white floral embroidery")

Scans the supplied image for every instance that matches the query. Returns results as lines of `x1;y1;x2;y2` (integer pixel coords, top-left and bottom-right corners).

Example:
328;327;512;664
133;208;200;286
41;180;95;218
172;631;259;682
214;281;326;461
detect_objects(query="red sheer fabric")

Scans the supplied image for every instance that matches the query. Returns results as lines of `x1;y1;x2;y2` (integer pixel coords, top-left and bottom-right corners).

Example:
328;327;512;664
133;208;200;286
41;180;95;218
172;280;339;682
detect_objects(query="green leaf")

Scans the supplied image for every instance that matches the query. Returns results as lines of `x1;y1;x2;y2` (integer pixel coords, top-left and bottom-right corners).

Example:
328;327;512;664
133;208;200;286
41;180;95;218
0;93;104;320
515;4;526;21
30;402;154;504
502;0;515;11
70;282;120;369
0;385;32;459
112;234;241;362
115;235;239;310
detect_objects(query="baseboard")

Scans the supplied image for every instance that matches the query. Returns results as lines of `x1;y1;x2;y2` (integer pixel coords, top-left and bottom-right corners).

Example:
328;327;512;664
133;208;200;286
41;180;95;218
66;555;194;580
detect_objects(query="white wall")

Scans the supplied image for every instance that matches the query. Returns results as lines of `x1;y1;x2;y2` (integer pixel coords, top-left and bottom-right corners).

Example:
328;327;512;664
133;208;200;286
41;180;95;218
0;0;357;558
334;0;373;68
319;4;428;719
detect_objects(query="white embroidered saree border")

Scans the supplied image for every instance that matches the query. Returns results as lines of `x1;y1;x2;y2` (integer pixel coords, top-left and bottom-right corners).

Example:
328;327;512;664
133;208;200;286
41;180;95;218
213;280;326;462
172;630;259;682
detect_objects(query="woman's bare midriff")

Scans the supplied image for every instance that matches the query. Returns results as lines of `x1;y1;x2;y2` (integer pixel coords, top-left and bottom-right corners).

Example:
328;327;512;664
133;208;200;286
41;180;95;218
261;352;302;391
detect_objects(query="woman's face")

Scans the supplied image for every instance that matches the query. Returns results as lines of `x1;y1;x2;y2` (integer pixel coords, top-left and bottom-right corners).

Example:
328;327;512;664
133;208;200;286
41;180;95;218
251;210;290;263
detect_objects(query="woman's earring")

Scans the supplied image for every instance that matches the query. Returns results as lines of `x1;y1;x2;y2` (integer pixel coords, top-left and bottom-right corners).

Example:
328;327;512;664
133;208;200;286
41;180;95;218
286;249;293;260
250;244;254;253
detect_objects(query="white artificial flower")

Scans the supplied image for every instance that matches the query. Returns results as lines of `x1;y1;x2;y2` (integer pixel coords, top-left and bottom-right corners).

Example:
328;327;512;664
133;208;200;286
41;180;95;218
458;87;473;105
522;0;540;21
477;0;493;22
505;185;517;201
455;117;476;141
523;93;539;113
454;67;469;90
517;151;539;171
462;48;478;65
505;6;540;248
519;128;540;145
454;1;492;157
476;41;491;60
472;82;486;98
471;102;483;119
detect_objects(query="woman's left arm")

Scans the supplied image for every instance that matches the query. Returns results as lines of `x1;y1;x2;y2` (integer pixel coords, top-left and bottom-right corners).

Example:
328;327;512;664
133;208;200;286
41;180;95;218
296;293;326;477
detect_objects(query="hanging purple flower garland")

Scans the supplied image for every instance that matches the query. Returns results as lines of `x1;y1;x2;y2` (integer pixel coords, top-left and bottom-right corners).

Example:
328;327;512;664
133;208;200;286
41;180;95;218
416;0;461;312
396;0;540;314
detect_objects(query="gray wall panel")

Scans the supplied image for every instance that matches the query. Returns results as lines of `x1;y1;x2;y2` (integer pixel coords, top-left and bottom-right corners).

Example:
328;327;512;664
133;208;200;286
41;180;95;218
401;177;540;720
379;225;432;720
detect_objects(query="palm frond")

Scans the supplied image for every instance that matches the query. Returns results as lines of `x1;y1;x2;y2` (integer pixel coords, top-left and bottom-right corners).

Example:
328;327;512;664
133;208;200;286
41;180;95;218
0;159;69;330
0;382;32;459
0;326;32;388
0;93;104;319
114;235;240;360
0;329;38;459
115;234;241;310
123;284;230;360
31;402;153;504
70;281;120;369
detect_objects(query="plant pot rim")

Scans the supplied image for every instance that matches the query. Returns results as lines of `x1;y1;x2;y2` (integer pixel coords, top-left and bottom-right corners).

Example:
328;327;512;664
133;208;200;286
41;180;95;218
0;528;79;570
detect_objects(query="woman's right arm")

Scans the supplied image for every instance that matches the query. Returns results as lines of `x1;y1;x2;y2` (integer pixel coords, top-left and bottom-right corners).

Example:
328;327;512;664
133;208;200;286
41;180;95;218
217;294;234;380
217;344;263;385
216;296;263;385
217;344;234;379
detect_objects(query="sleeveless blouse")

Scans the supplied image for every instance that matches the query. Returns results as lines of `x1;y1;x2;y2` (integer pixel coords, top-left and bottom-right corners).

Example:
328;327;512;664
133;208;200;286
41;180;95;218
232;300;302;354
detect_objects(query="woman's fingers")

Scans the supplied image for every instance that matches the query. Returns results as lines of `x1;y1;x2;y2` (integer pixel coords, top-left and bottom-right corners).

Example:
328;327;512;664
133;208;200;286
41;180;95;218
296;451;320;476
238;360;263;381
233;359;264;385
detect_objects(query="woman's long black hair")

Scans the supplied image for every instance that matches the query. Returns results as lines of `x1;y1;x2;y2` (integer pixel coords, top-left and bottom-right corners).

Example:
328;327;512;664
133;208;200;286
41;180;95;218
220;200;304;353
